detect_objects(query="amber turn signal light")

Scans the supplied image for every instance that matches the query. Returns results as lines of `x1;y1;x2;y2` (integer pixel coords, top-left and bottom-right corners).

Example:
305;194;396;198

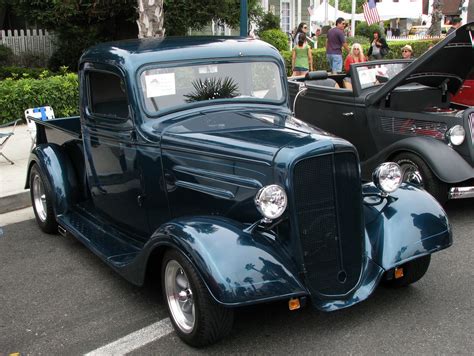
288;298;301;310
394;267;404;279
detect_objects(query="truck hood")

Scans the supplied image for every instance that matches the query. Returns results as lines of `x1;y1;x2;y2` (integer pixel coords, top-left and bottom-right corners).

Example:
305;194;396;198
368;22;474;105
160;107;340;165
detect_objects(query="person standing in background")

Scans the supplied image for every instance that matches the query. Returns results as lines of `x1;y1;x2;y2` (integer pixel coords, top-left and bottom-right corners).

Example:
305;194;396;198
447;17;462;34
344;43;367;73
294;22;315;48
368;30;389;60
401;44;414;59
326;17;350;73
291;33;313;77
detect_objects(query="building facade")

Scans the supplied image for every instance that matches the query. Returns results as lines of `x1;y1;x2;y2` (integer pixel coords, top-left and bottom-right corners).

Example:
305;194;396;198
262;0;312;34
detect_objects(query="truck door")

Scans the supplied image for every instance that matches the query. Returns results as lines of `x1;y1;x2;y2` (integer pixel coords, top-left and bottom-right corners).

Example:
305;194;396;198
81;63;149;237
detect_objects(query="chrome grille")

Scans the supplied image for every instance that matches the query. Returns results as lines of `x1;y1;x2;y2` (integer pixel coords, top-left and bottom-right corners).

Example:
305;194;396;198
292;152;363;296
381;117;447;139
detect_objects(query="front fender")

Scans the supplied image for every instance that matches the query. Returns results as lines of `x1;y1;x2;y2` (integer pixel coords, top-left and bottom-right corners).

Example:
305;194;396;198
147;216;308;307
362;136;474;183
363;183;452;270
25;144;79;215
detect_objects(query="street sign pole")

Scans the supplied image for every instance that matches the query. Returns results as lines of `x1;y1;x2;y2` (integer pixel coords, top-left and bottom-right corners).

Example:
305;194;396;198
240;0;248;36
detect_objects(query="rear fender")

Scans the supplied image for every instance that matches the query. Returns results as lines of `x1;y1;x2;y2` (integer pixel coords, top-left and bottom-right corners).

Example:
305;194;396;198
362;136;474;183
25;144;79;215
145;216;307;307
363;183;452;270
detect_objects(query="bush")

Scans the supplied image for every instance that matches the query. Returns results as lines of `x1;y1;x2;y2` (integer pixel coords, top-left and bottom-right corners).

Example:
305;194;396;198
281;39;441;75
0;73;79;125
383;39;441;59
0;66;53;80
355;22;384;39
259;29;290;52
0;45;13;65
347;35;371;46
257;12;281;33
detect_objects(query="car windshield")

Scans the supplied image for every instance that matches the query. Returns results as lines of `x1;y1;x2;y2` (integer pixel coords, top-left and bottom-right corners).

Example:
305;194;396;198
409;27;427;36
140;61;284;115
355;62;410;89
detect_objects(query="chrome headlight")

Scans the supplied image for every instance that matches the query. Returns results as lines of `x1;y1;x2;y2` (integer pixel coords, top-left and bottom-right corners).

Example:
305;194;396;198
446;125;465;146
254;185;287;221
372;162;402;194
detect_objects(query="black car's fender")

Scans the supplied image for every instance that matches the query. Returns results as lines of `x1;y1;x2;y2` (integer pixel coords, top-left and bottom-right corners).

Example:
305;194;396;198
361;136;474;183
25;143;79;215
140;216;308;307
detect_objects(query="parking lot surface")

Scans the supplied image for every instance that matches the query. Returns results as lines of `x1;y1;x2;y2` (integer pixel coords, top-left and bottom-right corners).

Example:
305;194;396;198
1;200;473;355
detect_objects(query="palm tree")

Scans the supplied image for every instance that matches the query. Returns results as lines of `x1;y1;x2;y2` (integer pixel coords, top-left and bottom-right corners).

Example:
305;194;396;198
428;0;443;37
137;0;165;38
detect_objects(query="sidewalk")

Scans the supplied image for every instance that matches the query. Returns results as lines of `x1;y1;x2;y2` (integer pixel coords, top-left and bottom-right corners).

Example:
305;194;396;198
0;123;32;214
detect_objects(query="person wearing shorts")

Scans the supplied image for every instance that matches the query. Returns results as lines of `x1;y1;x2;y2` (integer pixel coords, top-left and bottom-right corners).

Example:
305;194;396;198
326;17;350;73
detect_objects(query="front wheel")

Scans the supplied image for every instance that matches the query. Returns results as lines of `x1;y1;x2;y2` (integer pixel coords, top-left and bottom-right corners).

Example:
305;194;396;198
162;250;234;347
393;153;447;204
29;164;58;234
385;255;431;288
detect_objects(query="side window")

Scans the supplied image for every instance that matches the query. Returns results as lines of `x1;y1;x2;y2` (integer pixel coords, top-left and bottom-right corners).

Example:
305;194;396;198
88;71;129;119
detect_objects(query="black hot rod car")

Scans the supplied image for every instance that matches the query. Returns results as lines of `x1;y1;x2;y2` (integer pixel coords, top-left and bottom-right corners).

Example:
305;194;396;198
289;22;474;203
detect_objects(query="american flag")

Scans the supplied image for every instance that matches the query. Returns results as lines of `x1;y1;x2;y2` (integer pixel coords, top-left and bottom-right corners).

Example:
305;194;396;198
363;0;380;26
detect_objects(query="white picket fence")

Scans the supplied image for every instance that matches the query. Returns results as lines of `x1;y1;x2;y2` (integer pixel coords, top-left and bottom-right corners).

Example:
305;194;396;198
386;35;444;42
0;29;56;58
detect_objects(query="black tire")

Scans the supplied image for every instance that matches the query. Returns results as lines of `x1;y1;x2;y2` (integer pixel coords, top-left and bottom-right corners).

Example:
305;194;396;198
385;255;431;288
161;250;234;347
393;152;448;204
29;164;58;234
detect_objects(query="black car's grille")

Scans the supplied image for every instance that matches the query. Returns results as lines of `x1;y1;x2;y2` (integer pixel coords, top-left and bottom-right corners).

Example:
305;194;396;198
380;117;447;140
292;152;364;296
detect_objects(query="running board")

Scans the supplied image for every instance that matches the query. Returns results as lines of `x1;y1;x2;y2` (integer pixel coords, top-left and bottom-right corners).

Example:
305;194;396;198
57;209;142;269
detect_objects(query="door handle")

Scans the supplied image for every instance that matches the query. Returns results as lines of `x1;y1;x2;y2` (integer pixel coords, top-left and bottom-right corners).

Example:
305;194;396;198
342;112;354;117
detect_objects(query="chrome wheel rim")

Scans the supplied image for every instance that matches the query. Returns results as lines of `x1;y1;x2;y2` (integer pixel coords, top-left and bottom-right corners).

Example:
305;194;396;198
32;174;47;222
400;163;423;187
164;260;195;333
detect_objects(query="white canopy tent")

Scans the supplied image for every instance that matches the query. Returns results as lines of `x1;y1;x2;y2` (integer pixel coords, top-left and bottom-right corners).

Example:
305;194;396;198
311;0;423;24
310;2;364;24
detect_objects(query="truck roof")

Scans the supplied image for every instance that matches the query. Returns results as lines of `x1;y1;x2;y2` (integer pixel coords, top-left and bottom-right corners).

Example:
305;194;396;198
79;37;283;71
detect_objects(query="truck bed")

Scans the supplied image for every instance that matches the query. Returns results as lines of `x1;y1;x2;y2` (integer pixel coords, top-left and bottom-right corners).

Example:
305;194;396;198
32;116;81;146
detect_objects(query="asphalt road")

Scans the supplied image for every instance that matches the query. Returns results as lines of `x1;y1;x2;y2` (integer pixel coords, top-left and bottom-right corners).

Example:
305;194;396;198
1;200;473;355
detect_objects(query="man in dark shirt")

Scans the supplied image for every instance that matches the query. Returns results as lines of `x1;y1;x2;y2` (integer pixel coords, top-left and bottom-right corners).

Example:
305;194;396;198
326;17;350;73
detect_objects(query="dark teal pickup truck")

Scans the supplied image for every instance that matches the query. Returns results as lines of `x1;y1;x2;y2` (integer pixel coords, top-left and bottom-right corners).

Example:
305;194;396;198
26;37;452;347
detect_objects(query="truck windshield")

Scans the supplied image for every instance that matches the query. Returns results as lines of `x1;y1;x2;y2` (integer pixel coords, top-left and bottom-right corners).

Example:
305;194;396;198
140;61;284;114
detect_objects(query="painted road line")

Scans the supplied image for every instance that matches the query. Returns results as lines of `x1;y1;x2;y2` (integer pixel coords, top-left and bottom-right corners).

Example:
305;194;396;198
0;207;35;226
85;318;173;356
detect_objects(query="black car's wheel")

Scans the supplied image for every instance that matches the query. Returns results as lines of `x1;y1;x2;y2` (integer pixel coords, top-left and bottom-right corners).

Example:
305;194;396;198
29;164;58;234
162;250;234;347
393;153;447;204
385;255;431;288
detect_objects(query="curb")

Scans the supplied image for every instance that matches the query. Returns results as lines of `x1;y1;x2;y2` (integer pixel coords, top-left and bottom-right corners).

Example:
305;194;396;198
0;190;31;214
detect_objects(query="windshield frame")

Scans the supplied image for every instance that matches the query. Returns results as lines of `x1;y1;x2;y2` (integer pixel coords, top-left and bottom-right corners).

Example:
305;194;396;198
136;56;287;119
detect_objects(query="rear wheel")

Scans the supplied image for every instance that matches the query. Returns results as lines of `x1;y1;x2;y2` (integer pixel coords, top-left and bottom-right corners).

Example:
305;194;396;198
162;250;234;347
385;255;431;288
393;152;447;204
30;164;57;234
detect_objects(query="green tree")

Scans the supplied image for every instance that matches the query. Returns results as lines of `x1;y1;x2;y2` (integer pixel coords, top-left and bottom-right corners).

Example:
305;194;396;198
1;0;137;70
163;0;262;36
328;0;365;14
256;11;280;33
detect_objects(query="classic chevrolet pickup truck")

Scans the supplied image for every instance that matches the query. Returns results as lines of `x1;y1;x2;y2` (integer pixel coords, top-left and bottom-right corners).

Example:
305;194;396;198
26;37;452;347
